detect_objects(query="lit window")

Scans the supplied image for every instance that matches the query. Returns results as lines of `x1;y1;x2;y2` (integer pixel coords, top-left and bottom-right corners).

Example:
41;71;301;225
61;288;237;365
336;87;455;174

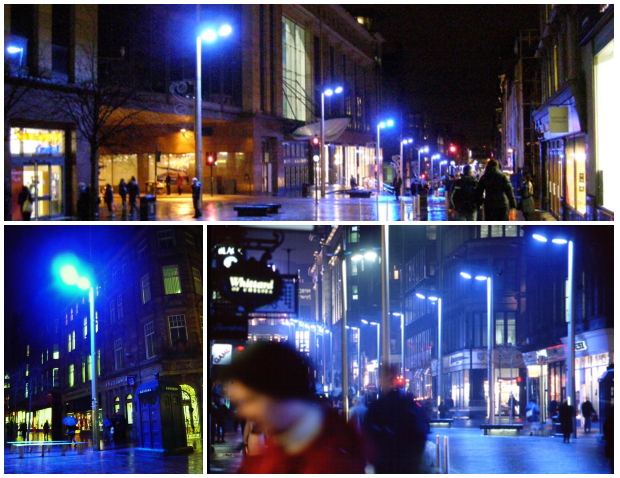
82;361;85;383
192;267;202;295
53;344;59;359
84;317;88;338
69;364;74;387
68;333;72;352
97;350;101;376
145;321;156;359
163;265;182;295
47;349;49;361
95;312;98;333
41;353;44;364
351;263;358;276
26;345;29;356
53;368;59;387
126;394;133;425
114;339;123;370
87;355;92;381
282;16;308;121
72;330;75;350
168;314;188;346
26;364;29;376
114;396;120;414
480;226;489;239
157;229;176;249
141;274;151;304
505;225;518;237
137;239;147;261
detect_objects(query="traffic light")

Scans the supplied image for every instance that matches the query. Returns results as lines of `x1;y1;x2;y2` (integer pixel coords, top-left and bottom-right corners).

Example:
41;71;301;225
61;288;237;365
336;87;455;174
207;154;215;166
311;136;321;163
449;145;457;154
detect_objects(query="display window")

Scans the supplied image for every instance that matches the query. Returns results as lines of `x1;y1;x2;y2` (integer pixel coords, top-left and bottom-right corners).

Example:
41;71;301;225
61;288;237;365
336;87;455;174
594;39;614;212
564;136;587;215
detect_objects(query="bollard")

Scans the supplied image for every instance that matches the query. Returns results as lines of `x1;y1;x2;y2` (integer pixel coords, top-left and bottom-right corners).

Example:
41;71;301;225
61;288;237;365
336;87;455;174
436;435;440;473
19;446;25;459
401;200;406;221
41;445;45;457
444;436;449;473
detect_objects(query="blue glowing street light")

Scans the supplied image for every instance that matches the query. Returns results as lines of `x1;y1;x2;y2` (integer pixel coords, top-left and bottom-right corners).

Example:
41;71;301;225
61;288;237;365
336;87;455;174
417;146;429;179
319;85;344;198
59;260;99;451
415;292;443;416
377;119;395;192
195;21;233;211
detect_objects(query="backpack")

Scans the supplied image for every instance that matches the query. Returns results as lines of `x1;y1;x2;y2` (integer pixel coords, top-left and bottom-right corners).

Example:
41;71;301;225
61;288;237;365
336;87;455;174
452;177;477;213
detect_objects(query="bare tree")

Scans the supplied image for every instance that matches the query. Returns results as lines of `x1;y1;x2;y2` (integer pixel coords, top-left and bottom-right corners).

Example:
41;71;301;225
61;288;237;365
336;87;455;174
494;342;524;424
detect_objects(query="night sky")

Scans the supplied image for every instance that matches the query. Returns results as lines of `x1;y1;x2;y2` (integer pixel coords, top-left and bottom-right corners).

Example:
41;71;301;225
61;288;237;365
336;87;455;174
345;4;541;146
4;226;140;326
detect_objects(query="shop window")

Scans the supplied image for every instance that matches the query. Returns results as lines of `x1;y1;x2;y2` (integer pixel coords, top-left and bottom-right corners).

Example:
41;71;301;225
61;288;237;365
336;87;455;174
163;265;182;295
137;239;147;261
168;315;188;346
126;394;133;425
145;321;156;359
141;274;151;304
282;16;308;121
595;39;614;212
192;267;202;296
69;364;74;387
114;339;123;370
157;229;176;249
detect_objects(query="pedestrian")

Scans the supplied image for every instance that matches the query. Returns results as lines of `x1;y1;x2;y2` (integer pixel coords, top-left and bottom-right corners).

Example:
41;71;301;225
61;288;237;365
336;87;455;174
118;179;128;210
581;397;595;433
549;398;559;420
438;399;448;419
76;182;90;220
165;173;171;195
393;174;402;201
451;165;479;221
558;400;574;443
20;422;27;441
215;397;229;443
518;174;535;221
128;176;140;219
525;398;541;435
17;186;34;221
67;424;77;443
191;177;202;218
350;176;357;189
43;420;50;440
410;175;419;197
509;394;518;420
104;183;115;218
364;389;430;473
225;341;366;473
103;415;112;443
348;396;369;432
475;159;517;221
177;174;183;195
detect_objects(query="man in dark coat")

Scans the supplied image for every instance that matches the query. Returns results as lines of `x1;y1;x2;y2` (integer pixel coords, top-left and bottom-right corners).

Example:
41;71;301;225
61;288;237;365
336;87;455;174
451;165;479;221
191;178;202;218
43;420;50;441
581;398;595;433
165;174;171;195
438;400;448;419
475;159;517;221
127;177;140;218
558;400;574;443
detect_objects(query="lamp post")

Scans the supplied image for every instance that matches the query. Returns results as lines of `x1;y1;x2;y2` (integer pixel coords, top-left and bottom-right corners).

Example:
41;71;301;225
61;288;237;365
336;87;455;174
59;264;100;451
320;86;343;198
461;272;494;424
400;138;413;198
533;233;576;438
376;120;394;193
195;21;232;211
370;321;380;396
417;146;429;179
416;292;442;416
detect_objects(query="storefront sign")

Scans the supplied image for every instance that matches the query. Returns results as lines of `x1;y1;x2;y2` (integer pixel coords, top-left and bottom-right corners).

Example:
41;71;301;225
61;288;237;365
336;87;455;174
575;340;587;351
138;388;153;394
549;107;569;133
450;354;464;364
209;316;249;341
104;376;127;388
219;256;283;311
10;128;65;156
212;344;233;365
252;276;299;316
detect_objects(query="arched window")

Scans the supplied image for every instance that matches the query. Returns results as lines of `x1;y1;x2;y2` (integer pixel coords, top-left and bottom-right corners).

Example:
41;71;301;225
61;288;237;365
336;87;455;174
114;396;120;414
125;394;133;425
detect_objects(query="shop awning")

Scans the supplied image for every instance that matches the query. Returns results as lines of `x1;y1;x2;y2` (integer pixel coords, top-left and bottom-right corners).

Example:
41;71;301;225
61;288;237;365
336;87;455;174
290;118;351;143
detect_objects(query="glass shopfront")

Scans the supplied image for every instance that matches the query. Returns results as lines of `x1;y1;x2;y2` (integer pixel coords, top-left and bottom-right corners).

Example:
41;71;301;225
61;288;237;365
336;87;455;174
594;39;614;213
564;136;587;215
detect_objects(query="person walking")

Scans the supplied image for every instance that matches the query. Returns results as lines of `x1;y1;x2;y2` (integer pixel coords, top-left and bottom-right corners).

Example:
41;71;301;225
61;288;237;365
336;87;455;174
475;159;517;221
451;165;479;221
165;173;171;195
177;174;183;195
67;424;77;443
19;422;27;441
581;398;595;433
103;415;112;443
348;396;369;432
118;179;128;211
525;398;541;435
393;174;403;201
43;420;50;440
128;177;140;219
32;422;37;439
558;400;574;443
445;395;455;419
518;174;535;221
17;186;34;221
191;177;202;218
104;184;115;218
438;400;448;419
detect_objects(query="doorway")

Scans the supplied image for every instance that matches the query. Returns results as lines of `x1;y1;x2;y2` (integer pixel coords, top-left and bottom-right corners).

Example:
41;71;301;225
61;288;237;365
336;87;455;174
12;163;63;219
180;384;200;438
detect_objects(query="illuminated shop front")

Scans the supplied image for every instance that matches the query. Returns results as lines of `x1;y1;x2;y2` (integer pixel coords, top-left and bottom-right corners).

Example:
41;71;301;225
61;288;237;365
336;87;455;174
10;127;66;219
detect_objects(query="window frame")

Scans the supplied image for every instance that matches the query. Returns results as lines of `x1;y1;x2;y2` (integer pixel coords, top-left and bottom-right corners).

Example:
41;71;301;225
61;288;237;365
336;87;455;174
162;264;182;295
168;314;188;346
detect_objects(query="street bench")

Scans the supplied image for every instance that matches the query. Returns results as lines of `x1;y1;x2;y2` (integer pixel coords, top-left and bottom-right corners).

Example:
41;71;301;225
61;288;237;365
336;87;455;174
8;441;86;458
480;424;523;436
346;189;373;198
430;418;454;428
233;204;281;217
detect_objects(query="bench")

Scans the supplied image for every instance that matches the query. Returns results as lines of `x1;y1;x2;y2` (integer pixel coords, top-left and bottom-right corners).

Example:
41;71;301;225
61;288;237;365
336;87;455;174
346;189;373;198
480;424;523;436
233;204;282;217
8;441;86;458
430;419;454;428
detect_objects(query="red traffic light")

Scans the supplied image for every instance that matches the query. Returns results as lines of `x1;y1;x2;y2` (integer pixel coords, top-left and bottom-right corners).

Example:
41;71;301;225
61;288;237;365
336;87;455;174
312;135;321;147
517;376;522;383
207;155;215;165
449;145;457;154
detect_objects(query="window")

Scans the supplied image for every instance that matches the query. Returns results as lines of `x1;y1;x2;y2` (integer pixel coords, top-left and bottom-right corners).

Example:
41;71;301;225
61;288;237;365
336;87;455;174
282;16;308;121
145;321;156;359
53;344;59;359
112;266;117;285
122;256;128;275
296;330;310;354
163;265;182;294
95;312;98;333
138;239;147;261
192;267;202;295
97;350;101;376
69;364;74;387
158;229;176;249
53;319;59;334
117;295;123;320
114;339;123;370
114;396;120;414
84;317;88;338
68;333;72;352
352;285;358;301
110;301;116;323
168;314;188;346
496;313;505;346
507;315;516;346
126;394;133;424
41;353;44;364
185;232;196;252
141;274;151;304
351;263;358;276
82;361;85;383
26;364;29;376
53;368;59;387
505;225;518;237
47;349;49;362
27;344;29;356
72;330;75;350
87;355;92;380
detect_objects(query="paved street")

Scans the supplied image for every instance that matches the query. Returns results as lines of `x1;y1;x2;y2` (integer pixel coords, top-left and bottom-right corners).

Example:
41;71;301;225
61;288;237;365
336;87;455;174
208;419;610;474
4;435;203;474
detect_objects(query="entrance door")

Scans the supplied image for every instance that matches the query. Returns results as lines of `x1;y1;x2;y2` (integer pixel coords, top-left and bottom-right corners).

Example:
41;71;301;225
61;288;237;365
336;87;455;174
18;163;62;219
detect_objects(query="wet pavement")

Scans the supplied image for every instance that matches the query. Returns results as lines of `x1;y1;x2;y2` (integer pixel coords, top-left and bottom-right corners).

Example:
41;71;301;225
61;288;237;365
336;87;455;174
4;434;203;474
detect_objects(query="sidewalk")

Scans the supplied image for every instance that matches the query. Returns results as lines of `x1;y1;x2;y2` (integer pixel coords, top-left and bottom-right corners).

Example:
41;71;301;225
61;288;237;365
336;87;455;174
208;427;244;474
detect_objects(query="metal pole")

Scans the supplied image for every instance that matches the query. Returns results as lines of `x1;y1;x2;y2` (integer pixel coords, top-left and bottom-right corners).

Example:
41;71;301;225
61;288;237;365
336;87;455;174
341;242;349;420
321;93;326;198
567;241;576;438
377;125;382;193
487;278;495;425
195;24;203;211
380;225;390;394
89;286;100;451
438;298;443;415
400;138;405;198
357;328;361;397
401;314;405;379
418;150;422;180
376;324;380;393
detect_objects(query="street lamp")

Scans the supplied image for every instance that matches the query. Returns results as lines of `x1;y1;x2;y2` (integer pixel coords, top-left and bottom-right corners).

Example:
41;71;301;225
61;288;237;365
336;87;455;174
415;293;443;416
417;146;429;180
377;120;394;193
195;22;232;211
430;155;441;187
59;262;100;451
460;271;495;424
399;138;414;197
369;321;381;395
533;233;575;437
320;86;344;198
